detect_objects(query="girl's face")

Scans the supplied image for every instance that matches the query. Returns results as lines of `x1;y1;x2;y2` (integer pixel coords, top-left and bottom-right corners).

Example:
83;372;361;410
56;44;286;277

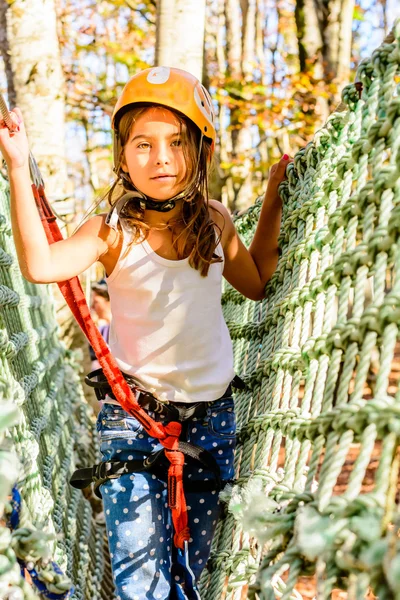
121;107;188;201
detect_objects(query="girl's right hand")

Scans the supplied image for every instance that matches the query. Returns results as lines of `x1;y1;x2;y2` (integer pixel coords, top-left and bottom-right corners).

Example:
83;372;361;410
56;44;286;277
0;107;30;170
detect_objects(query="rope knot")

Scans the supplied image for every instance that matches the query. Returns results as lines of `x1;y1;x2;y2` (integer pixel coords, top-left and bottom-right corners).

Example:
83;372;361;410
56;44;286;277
165;450;185;467
164;421;182;437
160;421;182;450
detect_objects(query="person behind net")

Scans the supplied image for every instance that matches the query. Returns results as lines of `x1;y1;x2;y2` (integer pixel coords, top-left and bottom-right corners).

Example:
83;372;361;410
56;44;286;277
0;66;292;600
89;279;111;371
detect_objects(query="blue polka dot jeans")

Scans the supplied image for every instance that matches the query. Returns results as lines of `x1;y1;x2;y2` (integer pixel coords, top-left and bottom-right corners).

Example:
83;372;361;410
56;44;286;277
96;396;236;600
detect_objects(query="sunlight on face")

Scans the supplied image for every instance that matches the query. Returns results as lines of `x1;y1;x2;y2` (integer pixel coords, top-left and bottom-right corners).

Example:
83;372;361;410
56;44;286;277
122;107;188;201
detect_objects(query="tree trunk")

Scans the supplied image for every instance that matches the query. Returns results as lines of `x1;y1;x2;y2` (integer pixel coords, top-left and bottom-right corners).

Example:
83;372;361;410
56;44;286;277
0;2;16;108
223;0;257;211
321;0;354;85
241;0;257;81
225;0;242;79
295;0;324;77
156;0;206;80
295;0;355;107
0;0;71;203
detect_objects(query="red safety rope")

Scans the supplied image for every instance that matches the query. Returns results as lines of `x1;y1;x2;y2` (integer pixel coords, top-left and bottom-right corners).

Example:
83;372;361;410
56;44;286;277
33;184;190;549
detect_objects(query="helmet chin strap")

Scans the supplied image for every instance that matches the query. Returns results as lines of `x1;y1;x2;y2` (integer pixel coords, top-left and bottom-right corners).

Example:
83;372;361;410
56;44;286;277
118;177;187;213
140;197;180;212
138;190;187;213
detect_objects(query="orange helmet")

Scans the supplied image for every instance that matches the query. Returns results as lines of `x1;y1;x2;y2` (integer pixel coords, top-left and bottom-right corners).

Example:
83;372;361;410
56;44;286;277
111;66;216;170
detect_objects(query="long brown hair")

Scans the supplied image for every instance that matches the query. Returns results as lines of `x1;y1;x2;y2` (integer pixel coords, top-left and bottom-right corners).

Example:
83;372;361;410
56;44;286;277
108;105;223;276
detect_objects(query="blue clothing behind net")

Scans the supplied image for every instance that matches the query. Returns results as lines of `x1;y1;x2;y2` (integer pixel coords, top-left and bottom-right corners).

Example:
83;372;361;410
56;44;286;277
89;322;110;361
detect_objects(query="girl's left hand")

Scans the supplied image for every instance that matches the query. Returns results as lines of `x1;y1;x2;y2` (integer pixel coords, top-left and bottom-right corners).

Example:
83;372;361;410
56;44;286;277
264;154;293;202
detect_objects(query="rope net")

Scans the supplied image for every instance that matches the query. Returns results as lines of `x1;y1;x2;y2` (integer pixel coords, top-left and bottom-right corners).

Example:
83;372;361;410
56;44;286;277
0;178;113;597
0;20;399;600
200;20;400;600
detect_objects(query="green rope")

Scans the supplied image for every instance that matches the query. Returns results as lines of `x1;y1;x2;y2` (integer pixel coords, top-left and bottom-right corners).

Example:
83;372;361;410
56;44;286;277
201;20;400;599
0;174;112;599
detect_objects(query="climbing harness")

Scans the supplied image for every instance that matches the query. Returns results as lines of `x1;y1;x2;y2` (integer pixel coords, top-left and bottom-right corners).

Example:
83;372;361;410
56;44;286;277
70;450;225;499
70;370;243;498
70;371;241;600
85;367;244;414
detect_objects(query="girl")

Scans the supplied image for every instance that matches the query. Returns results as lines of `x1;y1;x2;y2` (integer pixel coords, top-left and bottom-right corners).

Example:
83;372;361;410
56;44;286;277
0;66;291;600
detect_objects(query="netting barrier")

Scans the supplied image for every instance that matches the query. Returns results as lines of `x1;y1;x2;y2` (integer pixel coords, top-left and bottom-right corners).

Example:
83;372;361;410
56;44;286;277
199;21;400;600
0;176;113;598
1;20;400;600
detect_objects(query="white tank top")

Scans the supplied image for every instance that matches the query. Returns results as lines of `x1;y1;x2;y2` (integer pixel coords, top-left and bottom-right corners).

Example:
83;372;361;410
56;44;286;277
105;201;235;403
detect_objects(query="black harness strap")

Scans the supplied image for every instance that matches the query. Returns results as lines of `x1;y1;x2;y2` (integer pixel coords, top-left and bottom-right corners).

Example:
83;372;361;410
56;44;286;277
70;459;144;497
85;368;244;421
70;448;224;499
73;369;245;500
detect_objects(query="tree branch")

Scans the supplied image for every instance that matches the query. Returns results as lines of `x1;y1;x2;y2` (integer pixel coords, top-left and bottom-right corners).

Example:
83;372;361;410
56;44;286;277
124;0;156;25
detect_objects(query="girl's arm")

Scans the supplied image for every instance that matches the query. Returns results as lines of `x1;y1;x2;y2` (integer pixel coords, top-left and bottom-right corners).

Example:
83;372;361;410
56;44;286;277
218;154;291;301
0;108;114;283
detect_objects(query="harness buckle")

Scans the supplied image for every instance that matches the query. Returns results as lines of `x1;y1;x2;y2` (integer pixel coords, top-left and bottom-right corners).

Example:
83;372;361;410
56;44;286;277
93;461;124;482
93;461;108;482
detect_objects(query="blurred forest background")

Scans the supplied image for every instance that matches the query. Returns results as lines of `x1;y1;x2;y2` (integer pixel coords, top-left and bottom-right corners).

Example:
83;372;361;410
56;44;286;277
0;0;398;221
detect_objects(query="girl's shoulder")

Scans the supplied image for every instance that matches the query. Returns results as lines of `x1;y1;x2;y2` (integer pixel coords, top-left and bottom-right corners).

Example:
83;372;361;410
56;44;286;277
85;213;123;275
83;213;122;249
208;199;236;251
